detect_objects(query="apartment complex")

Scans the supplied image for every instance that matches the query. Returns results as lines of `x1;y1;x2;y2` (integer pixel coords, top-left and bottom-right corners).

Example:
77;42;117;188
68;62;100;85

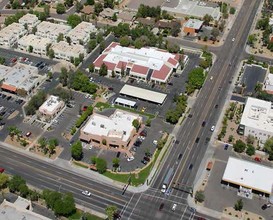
18;34;52;55
36;21;71;42
52;41;86;61
238;97;273;145
93;42;186;84
0;23;27;47
38;95;65;122
18;13;40;31
66;21;97;45
0;63;44;96
80;110;142;149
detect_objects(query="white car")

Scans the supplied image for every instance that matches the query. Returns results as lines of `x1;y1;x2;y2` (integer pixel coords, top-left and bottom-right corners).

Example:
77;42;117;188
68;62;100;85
232;37;235;42
172;204;177;211
81;190;91;197
127;156;134;162
210;76;213;80
210;125;215;131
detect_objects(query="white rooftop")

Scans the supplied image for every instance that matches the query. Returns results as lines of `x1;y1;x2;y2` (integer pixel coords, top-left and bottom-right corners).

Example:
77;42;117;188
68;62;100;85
18;34;52;48
115;97;136;107
18;13;39;25
120;85;167;104
184;19;203;29
264;74;273;92
39;95;63;115
104;45;177;71
223;157;273;194
52;41;85;56
0;65;11;80
82;110;141;141
0;23;26;40
240;97;273;132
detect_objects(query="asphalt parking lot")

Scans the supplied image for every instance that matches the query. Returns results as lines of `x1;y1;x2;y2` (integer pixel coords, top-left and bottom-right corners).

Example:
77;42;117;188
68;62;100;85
241;64;267;95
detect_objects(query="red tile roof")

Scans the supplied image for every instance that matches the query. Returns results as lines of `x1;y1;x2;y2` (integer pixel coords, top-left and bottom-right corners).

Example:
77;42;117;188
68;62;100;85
93;54;107;68
116;61;127;70
174;54;180;61
103;61;116;71
1;83;16;92
131;64;149;75
167;57;178;67
106;42;119;50
151;64;172;81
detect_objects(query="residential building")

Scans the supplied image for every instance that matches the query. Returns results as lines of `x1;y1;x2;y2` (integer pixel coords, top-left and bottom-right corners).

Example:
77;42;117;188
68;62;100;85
93;42;186;84
38;95;65;122
0;63;44;96
81;5;94;15
222;157;273;197
0;23;27;47
100;8;118;19
155;20;181;30
66;22;97;45
264;73;273;94
183;19;203;35
80;110;142;149
238;97;273;145
0;197;51;220
52;41;86;61
18;13;40;32
135;17;156;27
18;34;52;55
117;11;136;24
36;21;71;42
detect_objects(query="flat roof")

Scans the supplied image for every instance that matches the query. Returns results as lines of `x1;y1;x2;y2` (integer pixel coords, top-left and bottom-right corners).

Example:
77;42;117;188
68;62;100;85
39;95;63;114
82;110;141;141
184;19;203;29
240;97;273;133
115;97;136;107
222;157;273;194
119;85;167;104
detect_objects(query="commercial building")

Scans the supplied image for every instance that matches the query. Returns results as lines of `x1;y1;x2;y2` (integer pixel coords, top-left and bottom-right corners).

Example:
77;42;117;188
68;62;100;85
38;95;65;122
18;34;52;55
0;23;27;47
183;19;203;35
93;42;185;84
222;157;273;197
18;13;40;32
36;21;71;42
80;109;142;148
66;22;97;45
52;41;86;61
0;63;43;96
238;97;273;145
0;197;51;220
162;0;220;21
119;85;167;104
114;97;137;108
264;73;273;94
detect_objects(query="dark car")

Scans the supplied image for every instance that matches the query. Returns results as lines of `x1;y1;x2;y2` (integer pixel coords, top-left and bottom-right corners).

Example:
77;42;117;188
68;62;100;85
6;96;12;100
189;164;193;170
202;121;206;127
143;156;150;162
0;111;6;116
141;160;147;165
108;87;114;91
116;151;121;158
145;152;152;157
0;168;5;173
261;204;270;210
168;82;173;86
159;203;164;211
35;61;43;67
224;144;229;150
2;94;6;99
0;122;5;126
16;99;23;104
140;130;147;137
178;153;183;160
215;104;218;108
134;140;142;146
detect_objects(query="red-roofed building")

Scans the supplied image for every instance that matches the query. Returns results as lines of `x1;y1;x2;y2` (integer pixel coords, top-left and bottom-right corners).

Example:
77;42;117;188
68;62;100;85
93;54;107;70
167;57;179;68
151;65;172;84
130;64;149;80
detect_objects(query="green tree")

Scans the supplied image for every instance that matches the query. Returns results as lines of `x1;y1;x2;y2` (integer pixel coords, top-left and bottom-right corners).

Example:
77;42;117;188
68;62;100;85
211;27;220;40
25;91;47;115
8;175;26;192
96;157;107;174
8;126;21;140
48;138;58;155
66;36;71;45
132;119;140;130
38;137;48;154
75;1;83;12
87;39;97;52
145;118;151;127
91;156;97;164
195;190;205;203
0;173;9;189
104;0;114;8
99;63;108;76
11;0;20;9
233;140;246;153
64;0;73;7
119;36;131;47
86;0;94;5
112;158;120;168
60;67;69;86
88;63;95;72
48;49;55;59
67;14;82;28
0;57;5;65
57;33;64;42
186;67;206;94
264;137;273;160
112;13;117;22
94;2;103;15
56;3;66;14
246;134;255;144
74;57;81;66
28;45;33;53
246;144;255;156
18;183;29;198
71;141;83;160
96;32;104;43
229;7;236;14
247;34;257;46
234;199;243;211
44;5;50;17
105;205;117;220
203;14;213;26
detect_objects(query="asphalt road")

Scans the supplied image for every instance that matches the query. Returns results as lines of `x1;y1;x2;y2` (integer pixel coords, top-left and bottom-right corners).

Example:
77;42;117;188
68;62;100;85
0;0;265;219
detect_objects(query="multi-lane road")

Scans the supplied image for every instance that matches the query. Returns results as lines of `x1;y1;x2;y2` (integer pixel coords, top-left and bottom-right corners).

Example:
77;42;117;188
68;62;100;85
0;0;265;219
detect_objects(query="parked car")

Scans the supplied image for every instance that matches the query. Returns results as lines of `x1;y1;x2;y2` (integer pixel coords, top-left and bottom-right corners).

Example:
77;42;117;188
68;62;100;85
116;151;121;158
140;130;147;137
0;168;5;173
202;121;206;127
159;203;164;211
127;156;134;162
254;157;262;162
145;152;152;157
81;190;91;197
82;106;88;111
224;144;229;150
188;164;193;170
188;206;196;213
261;204;270;210
171;204;177;211
141;160;147;165
210;125;215;131
178;153;183;160
143;156;150;162
6;96;12;101
26;132;32;137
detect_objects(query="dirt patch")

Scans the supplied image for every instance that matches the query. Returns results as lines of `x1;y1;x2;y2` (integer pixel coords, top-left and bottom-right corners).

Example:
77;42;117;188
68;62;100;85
7;110;19;120
4;136;30;149
223;207;264;220
28;145;63;160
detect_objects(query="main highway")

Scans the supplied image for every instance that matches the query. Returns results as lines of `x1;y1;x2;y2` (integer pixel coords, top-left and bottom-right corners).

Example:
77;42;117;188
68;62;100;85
0;0;263;219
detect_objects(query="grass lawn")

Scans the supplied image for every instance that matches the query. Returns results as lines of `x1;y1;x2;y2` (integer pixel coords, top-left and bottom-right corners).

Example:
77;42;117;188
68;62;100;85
73;161;89;169
94;102;155;119
103;149;161;186
69;210;104;220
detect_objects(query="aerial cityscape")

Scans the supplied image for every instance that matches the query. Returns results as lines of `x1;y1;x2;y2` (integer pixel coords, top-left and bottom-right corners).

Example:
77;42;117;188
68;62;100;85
0;0;272;219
